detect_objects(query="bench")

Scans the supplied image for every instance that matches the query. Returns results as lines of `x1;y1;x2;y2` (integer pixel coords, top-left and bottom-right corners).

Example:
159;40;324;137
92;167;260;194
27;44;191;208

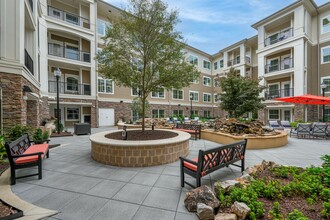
4;133;50;185
174;123;202;140
180;139;247;188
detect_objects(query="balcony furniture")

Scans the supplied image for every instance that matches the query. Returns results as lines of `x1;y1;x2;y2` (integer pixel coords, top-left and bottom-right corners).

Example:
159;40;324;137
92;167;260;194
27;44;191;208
180;139;247;188
269;120;284;130
290;123;312;139
280;121;292;129
264;27;293;46
310;123;328;139
74;123;91;135
173;123;202;140
5;134;50;185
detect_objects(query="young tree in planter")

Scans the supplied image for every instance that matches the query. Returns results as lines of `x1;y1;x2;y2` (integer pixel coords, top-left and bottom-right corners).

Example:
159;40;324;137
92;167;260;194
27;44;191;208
216;68;265;119
97;0;200;131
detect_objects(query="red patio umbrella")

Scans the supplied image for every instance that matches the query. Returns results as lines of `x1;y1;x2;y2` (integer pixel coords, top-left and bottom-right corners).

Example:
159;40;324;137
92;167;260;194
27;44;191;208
275;94;330;105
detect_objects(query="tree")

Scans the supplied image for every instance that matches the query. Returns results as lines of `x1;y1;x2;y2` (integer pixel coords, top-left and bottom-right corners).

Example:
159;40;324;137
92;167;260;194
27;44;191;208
97;0;200;131
216;68;265;118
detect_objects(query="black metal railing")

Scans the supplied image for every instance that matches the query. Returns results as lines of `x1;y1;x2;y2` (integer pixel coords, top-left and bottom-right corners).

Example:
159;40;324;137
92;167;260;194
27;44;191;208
265;58;293;73
227;58;241;67
25;49;34;75
48;81;91;95
245;56;251;64
28;0;33;12
47;6;90;29
264;27;293;46
265;88;294;100
48;43;91;62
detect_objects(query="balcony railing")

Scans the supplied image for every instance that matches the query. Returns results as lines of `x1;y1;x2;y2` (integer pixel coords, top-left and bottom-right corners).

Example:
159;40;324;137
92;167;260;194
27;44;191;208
227;58;241;67
245;56;251;64
47;6;90;29
264;28;293;46
265;88;294;100
48;81;91;96
25;49;34;75
48;43;91;63
265;58;293;73
28;0;33;12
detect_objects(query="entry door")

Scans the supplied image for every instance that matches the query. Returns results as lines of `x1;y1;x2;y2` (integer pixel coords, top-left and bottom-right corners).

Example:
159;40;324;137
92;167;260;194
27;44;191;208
98;108;114;126
283;110;291;122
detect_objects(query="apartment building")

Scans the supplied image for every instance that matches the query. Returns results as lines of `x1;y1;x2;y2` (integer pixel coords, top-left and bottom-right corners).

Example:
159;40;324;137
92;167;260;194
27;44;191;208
0;0;329;132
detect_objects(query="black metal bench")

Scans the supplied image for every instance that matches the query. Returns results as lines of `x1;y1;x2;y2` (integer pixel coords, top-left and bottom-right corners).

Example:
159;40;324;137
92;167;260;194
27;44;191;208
180;139;247;188
174;123;202;140
5;133;50;185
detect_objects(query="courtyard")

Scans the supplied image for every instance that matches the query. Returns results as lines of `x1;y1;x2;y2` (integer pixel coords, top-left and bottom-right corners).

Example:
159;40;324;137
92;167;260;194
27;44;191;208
1;127;328;220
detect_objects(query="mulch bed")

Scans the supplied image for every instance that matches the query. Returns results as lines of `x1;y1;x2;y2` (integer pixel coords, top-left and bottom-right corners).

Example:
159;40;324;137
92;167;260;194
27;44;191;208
50;132;73;138
0;162;9;176
106;130;178;141
0;200;23;219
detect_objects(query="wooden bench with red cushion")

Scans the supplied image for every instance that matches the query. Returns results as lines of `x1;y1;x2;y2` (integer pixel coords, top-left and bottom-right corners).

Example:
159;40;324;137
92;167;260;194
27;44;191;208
180;139;247;188
173;123;201;140
5;133;50;185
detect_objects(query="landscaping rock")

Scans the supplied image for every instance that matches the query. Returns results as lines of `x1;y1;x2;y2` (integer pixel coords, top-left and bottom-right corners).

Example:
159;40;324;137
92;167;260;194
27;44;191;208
214;180;240;195
244;166;258;175
185;185;220;212
196;203;214;220
235;174;254;185
231;202;251;219
215;213;237;220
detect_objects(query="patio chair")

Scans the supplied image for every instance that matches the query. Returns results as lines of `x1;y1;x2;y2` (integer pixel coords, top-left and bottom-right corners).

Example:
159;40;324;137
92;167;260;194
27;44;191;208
290;123;312;139
269;120;284;130
280;121;292;129
310;123;328;139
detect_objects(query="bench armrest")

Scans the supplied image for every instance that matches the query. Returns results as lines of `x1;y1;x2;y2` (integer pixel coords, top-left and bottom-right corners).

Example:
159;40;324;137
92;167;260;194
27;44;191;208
179;157;198;165
12;152;44;158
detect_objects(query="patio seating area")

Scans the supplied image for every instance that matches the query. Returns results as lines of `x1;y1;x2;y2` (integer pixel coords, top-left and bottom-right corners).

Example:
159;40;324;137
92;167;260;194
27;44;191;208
3;126;329;220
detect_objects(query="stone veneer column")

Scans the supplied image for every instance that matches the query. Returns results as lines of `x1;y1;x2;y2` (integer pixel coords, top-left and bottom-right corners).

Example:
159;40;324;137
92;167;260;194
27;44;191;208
27;100;39;127
294;104;305;122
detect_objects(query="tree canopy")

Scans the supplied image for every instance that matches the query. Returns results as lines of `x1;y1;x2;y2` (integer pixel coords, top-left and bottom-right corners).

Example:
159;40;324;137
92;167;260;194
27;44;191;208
217;68;265;119
97;0;200;130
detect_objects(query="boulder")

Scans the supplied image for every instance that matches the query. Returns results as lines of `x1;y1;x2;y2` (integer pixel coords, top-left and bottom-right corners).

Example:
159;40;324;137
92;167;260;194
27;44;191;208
231;202;251;219
196;203;214;220
214;180;240;195
235;174;254;185
184;185;220;212
261;160;278;170
215;213;237;220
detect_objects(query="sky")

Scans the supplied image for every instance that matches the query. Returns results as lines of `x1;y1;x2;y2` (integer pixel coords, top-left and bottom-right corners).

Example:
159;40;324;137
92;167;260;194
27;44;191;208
106;0;329;55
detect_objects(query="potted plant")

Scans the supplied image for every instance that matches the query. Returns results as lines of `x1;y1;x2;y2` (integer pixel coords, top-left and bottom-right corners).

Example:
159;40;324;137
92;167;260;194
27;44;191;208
32;128;49;144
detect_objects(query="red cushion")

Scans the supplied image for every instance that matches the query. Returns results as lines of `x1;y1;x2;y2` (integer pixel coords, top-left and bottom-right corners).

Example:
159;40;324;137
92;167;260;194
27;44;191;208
15;144;49;164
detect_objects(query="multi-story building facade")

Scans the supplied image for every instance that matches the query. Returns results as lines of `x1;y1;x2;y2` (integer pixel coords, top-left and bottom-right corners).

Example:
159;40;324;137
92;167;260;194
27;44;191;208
0;0;329;132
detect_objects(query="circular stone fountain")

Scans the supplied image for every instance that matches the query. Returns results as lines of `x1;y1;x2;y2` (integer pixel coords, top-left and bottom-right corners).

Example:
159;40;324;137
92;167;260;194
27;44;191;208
90;129;190;167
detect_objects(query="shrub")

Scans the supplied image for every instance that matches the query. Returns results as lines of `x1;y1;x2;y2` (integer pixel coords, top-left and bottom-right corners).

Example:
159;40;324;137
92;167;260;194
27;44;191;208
33;128;49;141
286;209;308;220
321;201;330;218
0;134;6;160
55;119;64;133
9;125;32;141
269;201;283;219
321;155;330;168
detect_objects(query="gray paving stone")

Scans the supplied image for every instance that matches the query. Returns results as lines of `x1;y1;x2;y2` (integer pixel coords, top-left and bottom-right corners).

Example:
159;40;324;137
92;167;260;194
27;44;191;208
11;182;35;194
175;212;198;220
154;175;182;190
17;185;57;204
141;165;166;174
54;176;103;193
34;190;80;210
133;206;176;220
56;195;108;220
86;179;125;198
91;200;139;220
106;169;138;182
162;166;181;176
143;187;180;211
130;172;160;186
113;183;151;204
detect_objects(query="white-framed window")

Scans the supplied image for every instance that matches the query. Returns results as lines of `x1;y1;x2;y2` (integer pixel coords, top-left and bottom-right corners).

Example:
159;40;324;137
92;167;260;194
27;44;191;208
66;107;79;121
203;76;211;86
132;110;140;122
192;110;199;116
325;108;330;122
97;19;111;36
214;93;219;103
204;110;211;118
268;83;280;98
268;109;279;120
267;57;280;72
151;88;165;98
65;74;79;92
48;7;63;19
131;86;140;96
98;77;114;94
65;43;79;60
235;55;240;65
321;77;330;93
321;46;330;64
191;77;199;84
173;110;183;117
152;109;165;118
214;62;218;70
203;60;211;69
219;59;224;68
172;89;183;100
203;93;211;102
188;55;198;66
189;91;199;102
65;13;79;25
322;15;330;34
281;81;291;97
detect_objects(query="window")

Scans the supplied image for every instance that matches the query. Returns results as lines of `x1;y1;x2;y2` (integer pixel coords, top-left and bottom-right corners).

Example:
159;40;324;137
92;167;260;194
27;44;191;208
152;88;165;98
322;15;330;34
49;7;62;19
189;91;199;101
98;78;114;93
152;109;164;118
321;78;330;93
172;89;183;100
269;109;279;120
203;60;211;69
188;55;198;66
192;110;199;116
219;59;224;68
191;77;199;84
269;33;279;45
204;111;211;118
322;47;330;64
97;19;111;36
132;110;140;122
66;77;78;92
203;76;211;86
66;108;79;120
268;84;279;97
173;110;183;117
268;58;279;72
214;93;219;103
235;55;240;65
66;13;79;25
325;108;330;122
203;93;211;102
65;45;79;60
131;86;140;96
214;62;218;70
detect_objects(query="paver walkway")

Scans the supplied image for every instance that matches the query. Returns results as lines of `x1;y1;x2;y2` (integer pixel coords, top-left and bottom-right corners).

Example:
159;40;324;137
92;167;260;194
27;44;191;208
11;127;329;220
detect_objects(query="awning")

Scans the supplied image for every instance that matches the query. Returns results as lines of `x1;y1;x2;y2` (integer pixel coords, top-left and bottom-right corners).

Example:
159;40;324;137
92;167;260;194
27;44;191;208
275;94;330;105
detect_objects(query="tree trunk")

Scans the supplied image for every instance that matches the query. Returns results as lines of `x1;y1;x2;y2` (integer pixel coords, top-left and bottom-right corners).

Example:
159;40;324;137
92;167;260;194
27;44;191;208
141;96;145;132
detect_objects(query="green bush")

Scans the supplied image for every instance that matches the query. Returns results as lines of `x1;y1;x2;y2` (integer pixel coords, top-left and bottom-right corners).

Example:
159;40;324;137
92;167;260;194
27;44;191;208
32;128;49;141
0;134;6;160
9;124;32;141
321;201;330;218
321;155;330;168
286;209;308;220
55;119;64;133
269;201;283;220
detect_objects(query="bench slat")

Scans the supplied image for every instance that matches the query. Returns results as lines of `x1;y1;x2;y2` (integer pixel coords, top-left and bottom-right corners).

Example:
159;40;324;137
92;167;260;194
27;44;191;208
15;144;49;164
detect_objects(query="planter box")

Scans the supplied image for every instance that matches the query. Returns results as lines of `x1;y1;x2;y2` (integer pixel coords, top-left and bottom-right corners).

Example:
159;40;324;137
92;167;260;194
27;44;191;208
0;200;23;220
74;123;91;135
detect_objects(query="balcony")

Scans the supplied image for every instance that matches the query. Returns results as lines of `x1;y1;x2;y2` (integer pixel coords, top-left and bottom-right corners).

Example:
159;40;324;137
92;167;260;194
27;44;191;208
25;49;34;75
48;43;91;63
265;58;293;74
227;58;240;67
47;6;90;29
265;88;294;100
48;81;91;96
264;28;293;47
